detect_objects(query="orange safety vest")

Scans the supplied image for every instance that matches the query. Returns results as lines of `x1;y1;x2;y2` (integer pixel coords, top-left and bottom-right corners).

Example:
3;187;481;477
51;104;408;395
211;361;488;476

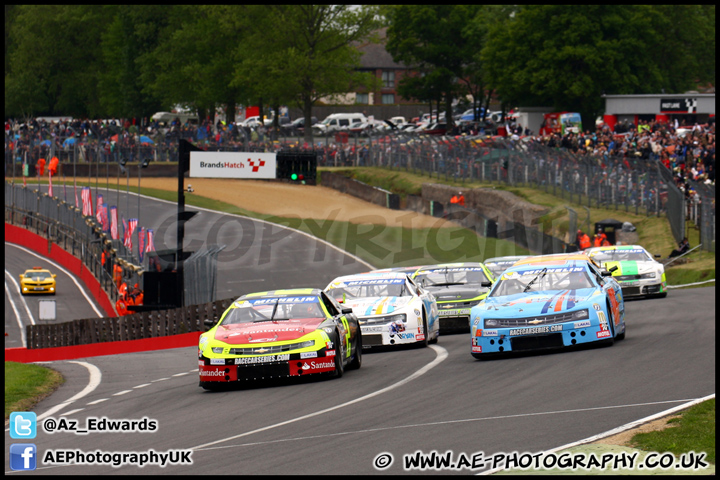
579;234;591;250
594;233;609;247
450;195;459;204
457;195;466;207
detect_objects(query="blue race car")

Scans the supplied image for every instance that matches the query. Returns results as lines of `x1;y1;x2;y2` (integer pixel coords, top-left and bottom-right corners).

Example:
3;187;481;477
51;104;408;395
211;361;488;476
470;254;625;359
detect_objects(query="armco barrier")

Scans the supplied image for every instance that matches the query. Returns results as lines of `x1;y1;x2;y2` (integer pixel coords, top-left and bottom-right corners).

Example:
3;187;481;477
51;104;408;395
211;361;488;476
5;332;202;363
5;222;116;317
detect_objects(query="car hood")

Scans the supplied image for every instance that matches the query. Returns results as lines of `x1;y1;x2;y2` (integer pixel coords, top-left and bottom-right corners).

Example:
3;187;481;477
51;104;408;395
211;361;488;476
425;285;489;303
213;318;324;344
480;288;600;317
603;260;660;276
343;296;412;317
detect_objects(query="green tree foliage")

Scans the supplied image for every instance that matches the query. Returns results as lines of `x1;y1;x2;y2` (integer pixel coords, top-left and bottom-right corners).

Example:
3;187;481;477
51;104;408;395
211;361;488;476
98;6;168;119
481;5;715;128
6;5;108;118
386;5;483;127
234;5;382;142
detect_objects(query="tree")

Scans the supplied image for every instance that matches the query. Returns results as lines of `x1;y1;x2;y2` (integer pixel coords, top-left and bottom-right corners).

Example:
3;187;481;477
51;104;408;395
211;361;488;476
385;5;482;129
481;5;715;129
6;5;108;117
235;5;382;143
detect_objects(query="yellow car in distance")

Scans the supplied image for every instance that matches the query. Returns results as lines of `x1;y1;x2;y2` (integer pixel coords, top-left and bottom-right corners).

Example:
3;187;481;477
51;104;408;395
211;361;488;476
20;267;57;295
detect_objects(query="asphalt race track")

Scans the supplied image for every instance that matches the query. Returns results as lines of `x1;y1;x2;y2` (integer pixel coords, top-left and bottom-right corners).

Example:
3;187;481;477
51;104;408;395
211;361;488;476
4;190;716;475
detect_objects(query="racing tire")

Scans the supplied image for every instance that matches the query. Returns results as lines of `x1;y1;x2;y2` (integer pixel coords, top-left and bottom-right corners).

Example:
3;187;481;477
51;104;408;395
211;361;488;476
347;330;362;370
418;313;429;348
616;324;626;341
332;331;344;378
603;302;615;347
656;292;668;298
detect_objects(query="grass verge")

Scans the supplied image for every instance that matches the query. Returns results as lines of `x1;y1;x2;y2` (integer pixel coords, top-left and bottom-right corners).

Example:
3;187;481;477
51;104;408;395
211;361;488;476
5;362;64;419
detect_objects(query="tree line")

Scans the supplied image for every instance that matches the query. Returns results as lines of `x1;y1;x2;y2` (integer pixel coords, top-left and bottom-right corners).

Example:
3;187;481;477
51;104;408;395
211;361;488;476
5;5;715;141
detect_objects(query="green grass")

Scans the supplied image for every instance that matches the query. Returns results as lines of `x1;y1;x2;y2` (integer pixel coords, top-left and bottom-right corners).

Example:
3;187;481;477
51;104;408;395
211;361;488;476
631;399;715;464
5;362;64;419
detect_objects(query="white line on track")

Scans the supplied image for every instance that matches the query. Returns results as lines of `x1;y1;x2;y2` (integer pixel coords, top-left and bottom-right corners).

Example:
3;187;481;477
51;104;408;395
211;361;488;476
4;276;32;347
60;409;84;416
479;393;717;475
192;397;700;452
35;361;102;422
5;242;104;317
190;344;448;451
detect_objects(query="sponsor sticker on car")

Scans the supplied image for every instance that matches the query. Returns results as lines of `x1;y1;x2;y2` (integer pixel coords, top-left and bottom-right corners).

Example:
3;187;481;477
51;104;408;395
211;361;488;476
438;308;471;317
235;354;290;365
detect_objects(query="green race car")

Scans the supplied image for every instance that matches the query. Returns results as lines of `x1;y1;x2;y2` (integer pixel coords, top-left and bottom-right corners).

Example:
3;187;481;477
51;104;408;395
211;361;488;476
199;288;361;390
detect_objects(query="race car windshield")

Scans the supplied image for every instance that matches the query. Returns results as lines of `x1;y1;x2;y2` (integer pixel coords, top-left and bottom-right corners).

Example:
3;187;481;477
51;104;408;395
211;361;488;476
25;271;51;280
327;280;407;299
220;297;324;324
590;250;650;262
490;269;594;297
415;268;489;287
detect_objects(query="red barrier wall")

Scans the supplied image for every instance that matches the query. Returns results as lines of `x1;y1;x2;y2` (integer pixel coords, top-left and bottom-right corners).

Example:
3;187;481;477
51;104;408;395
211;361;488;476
5;223;116;317
5;332;202;363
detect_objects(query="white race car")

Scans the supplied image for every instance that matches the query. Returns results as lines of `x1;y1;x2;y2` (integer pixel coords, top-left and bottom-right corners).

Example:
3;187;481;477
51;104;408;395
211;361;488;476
585;245;667;298
325;272;440;348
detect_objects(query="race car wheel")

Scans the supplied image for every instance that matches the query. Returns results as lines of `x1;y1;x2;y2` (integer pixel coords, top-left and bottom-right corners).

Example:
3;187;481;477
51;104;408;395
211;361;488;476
418;313;429;348
347;331;362;370
603;302;615;347
332;331;344;378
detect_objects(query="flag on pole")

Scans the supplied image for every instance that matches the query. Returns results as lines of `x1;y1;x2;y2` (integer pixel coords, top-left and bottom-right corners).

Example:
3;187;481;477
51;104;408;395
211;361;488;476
145;229;155;254
63;173;67;202
96;194;104;224
110;206;119;240
124;218;138;250
100;204;110;233
74;181;79;208
138;227;146;262
81;187;93;216
48;172;53;197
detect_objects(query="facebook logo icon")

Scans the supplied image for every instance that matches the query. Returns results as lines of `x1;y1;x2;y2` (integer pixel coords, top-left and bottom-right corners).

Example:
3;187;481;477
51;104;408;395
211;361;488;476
10;444;37;471
10;412;37;439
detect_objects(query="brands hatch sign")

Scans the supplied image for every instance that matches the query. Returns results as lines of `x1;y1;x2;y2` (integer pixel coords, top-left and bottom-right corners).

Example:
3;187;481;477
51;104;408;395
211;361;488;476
189;152;277;179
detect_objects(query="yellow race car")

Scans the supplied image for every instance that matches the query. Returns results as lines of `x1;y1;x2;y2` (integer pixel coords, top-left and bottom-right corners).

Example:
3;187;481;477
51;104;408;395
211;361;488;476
198;288;361;390
19;267;57;295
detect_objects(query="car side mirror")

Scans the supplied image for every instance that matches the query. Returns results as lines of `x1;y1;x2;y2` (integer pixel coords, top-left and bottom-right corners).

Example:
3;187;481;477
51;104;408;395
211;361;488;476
608;265;619;273
204;318;215;330
341;308;353;315
53;274;57;278
481;281;492;287
601;270;613;277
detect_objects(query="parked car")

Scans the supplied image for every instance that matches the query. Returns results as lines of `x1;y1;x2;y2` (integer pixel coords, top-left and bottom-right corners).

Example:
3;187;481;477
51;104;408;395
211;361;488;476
420;122;448;136
313;113;367;135
280;116;318;136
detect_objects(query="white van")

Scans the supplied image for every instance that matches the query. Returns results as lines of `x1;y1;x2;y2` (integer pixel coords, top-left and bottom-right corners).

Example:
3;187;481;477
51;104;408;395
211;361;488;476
312;113;367;135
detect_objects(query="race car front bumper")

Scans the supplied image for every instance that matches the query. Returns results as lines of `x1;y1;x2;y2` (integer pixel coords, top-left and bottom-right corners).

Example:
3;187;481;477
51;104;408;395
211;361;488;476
471;319;621;356
198;349;337;384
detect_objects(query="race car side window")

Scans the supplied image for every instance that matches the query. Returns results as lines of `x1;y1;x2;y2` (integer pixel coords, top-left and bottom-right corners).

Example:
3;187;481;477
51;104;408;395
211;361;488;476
320;291;340;316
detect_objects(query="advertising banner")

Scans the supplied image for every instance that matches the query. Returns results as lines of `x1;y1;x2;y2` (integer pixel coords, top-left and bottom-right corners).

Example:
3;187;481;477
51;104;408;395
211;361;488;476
189;152;276;179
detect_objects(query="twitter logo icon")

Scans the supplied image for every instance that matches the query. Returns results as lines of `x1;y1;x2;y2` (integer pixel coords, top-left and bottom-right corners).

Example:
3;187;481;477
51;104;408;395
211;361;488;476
10;412;37;439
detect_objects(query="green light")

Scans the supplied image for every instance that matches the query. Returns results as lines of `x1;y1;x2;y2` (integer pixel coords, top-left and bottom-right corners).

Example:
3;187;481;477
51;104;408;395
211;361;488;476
291;173;298;181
